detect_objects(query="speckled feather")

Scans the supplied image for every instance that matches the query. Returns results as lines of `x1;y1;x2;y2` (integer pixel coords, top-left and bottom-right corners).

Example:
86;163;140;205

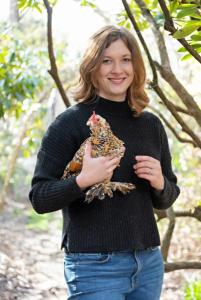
61;112;135;203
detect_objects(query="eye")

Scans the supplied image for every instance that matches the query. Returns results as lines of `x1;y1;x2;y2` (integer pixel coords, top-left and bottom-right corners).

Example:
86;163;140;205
123;57;131;62
102;59;111;64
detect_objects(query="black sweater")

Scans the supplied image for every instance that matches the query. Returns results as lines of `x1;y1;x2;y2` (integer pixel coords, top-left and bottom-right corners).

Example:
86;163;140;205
29;96;180;252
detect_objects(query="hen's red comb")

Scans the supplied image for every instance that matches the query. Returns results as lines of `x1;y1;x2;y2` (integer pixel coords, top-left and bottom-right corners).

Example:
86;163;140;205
91;111;98;124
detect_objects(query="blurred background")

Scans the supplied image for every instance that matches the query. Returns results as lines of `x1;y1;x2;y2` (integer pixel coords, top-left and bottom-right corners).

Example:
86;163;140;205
0;0;201;299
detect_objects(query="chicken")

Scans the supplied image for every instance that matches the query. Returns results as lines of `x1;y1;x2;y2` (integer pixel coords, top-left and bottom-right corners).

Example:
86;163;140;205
61;111;135;203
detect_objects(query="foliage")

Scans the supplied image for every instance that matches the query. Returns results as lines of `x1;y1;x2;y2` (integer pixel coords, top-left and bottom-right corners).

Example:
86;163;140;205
169;1;201;60
184;280;201;300
17;0;58;12
79;0;96;9
116;0;201;60
0;27;48;118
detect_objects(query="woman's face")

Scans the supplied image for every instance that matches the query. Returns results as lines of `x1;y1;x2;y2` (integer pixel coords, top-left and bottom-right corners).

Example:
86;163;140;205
95;39;134;102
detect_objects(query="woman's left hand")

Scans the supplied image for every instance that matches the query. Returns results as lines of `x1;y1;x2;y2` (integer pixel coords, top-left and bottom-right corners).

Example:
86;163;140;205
133;155;164;191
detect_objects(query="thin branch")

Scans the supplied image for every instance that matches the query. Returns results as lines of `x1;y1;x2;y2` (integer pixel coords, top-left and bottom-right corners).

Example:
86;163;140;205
174;106;191;115
43;0;70;107
150;106;196;146
161;207;176;262
165;261;201;272
135;0;171;68
154;61;201;127
158;0;201;64
121;0;158;85
153;85;201;148
155;206;201;222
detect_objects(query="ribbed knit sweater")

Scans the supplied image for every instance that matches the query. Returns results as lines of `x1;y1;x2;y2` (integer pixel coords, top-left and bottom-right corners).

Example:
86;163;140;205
29;96;180;252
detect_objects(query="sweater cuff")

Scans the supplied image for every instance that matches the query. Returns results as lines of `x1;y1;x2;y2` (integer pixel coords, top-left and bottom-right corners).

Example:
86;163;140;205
151;176;174;209
64;176;86;199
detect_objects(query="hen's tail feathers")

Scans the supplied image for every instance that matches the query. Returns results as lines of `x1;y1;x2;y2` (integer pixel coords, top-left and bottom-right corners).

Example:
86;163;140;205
85;182;135;204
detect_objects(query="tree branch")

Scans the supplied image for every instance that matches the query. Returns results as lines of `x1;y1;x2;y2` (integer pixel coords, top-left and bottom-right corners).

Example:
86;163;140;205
43;0;70;107
154;61;201;127
122;0;201;148
158;0;201;64
150;106;196;146
135;0;171;68
135;0;201;128
165;261;201;272
174;106;191;115
121;0;158;85
153;85;201;148
161;207;176;262
155;206;201;222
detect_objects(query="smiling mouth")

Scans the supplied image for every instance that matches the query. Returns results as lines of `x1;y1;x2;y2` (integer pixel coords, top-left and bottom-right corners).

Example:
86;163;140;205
108;78;126;84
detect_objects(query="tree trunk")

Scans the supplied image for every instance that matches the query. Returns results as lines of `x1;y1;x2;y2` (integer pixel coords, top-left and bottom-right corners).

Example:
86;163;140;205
9;0;19;25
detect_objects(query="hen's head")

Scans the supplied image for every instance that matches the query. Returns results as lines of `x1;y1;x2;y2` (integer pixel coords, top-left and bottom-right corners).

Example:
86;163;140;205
86;111;109;131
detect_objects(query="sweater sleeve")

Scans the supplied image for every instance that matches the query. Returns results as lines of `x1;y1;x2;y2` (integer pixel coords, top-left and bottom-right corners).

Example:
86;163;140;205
151;120;180;210
29;111;86;214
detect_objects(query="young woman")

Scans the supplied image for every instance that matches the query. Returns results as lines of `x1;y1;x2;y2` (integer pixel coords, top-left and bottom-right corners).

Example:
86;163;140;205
29;25;180;300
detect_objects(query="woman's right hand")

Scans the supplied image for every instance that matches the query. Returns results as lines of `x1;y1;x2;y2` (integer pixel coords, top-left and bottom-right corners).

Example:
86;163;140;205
76;141;121;190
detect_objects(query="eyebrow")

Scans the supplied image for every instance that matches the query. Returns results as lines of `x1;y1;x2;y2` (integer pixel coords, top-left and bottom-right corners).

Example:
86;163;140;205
103;54;132;58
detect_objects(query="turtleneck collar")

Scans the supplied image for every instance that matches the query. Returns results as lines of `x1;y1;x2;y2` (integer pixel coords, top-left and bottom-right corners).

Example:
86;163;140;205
92;95;133;117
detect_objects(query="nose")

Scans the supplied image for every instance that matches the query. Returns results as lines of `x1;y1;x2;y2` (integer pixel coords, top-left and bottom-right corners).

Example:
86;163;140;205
111;62;123;74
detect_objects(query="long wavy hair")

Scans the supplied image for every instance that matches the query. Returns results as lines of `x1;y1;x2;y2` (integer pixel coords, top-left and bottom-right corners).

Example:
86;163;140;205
73;25;149;114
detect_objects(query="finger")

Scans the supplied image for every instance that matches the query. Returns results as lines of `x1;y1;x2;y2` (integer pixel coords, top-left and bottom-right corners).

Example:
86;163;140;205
84;141;92;158
135;155;158;163
134;161;155;170
134;167;153;175
136;173;153;180
107;157;121;167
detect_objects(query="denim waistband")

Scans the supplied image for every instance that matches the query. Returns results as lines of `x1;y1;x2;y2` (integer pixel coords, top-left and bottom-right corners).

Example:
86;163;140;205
64;246;159;255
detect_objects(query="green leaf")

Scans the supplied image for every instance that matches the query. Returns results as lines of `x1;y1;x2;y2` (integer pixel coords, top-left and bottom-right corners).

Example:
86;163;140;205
188;13;201;20
178;43;201;52
0;102;4;117
117;19;127;27
176;7;197;19
191;33;201;41
181;53;193;61
178;4;197;9
191;43;201;49
17;0;27;9
34;4;43;13
80;0;87;6
183;20;201;27
195;47;201;53
169;0;179;14
173;23;201;39
178;46;186;52
184;280;201;300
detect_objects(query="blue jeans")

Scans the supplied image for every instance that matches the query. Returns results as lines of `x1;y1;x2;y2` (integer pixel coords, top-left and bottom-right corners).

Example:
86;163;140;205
64;247;164;300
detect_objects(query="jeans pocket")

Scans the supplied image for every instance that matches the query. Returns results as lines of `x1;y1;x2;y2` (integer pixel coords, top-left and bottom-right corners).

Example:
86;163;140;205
149;246;159;251
65;252;111;265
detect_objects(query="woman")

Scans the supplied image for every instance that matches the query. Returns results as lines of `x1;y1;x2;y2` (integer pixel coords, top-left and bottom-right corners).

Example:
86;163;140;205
29;25;180;300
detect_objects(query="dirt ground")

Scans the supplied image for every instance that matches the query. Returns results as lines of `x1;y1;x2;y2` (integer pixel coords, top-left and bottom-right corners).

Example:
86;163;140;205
0;202;201;300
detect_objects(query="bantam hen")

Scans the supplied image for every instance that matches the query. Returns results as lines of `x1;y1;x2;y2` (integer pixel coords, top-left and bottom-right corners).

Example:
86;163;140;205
61;111;135;203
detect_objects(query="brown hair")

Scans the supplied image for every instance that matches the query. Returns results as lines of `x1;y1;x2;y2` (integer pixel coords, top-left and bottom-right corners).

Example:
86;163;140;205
73;25;149;114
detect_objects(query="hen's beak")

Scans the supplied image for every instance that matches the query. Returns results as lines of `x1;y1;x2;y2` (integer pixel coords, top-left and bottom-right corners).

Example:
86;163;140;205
86;111;98;126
